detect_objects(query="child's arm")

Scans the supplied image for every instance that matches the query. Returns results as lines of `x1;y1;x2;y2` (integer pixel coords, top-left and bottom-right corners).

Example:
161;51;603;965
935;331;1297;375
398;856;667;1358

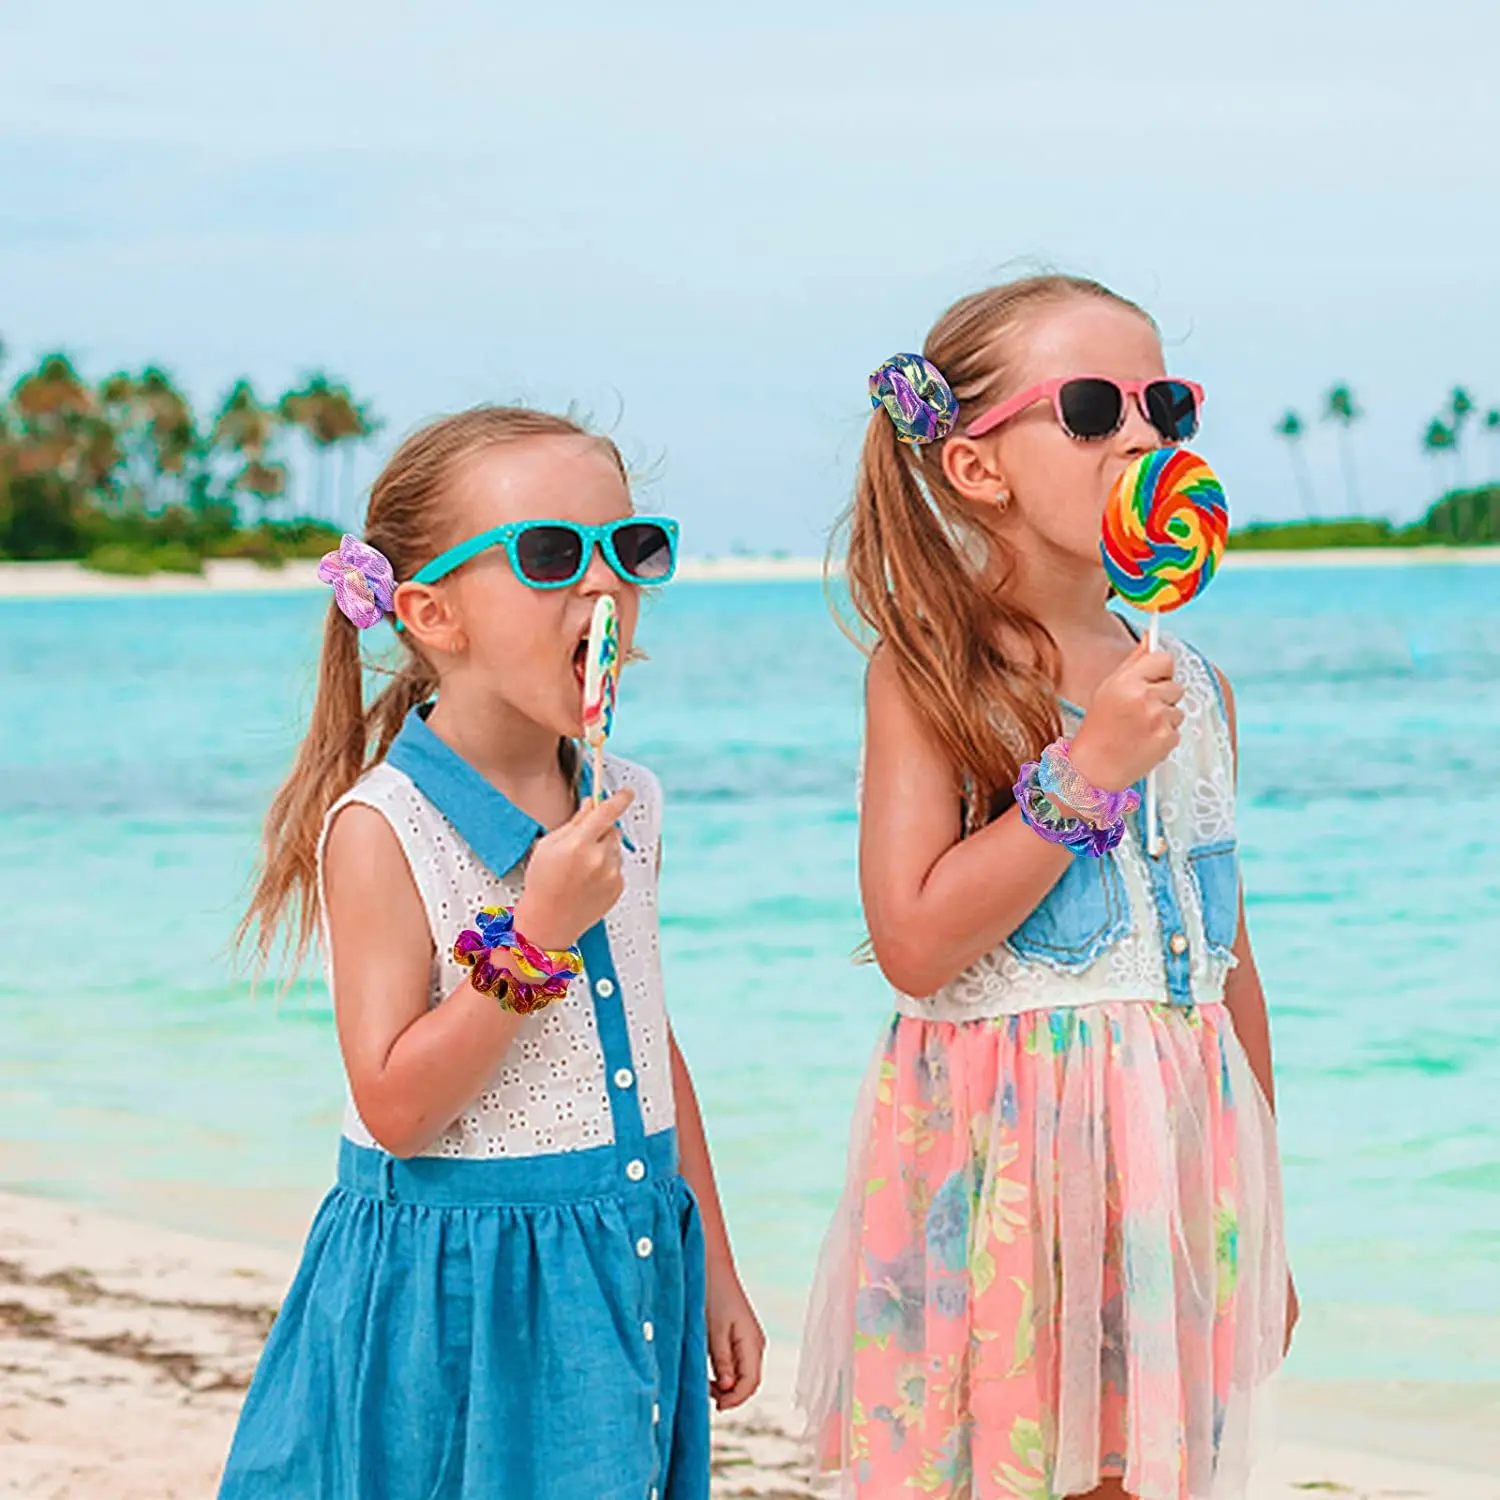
862;644;1180;996
325;789;633;1158
1214;669;1278;1110
669;1031;765;1410
1215;668;1299;1350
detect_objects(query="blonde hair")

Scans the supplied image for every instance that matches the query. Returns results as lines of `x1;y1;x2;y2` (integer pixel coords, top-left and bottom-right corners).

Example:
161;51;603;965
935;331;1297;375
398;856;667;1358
240;406;625;973
840;274;1154;821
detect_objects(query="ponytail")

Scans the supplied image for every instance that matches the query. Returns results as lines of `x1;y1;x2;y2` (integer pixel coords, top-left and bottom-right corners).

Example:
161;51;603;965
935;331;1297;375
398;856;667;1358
238;605;439;974
839;274;1150;823
842;414;1061;824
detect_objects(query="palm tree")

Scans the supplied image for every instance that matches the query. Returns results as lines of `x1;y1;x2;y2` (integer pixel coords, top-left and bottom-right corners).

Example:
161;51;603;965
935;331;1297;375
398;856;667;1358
1486;408;1500;482
1273;410;1317;516
1423;418;1460;506
0;338;12;544
1323;384;1362;514
212;381;284;523
98;367;197;510
1448;387;1475;487
236;458;289;520
138;367;197;500
5;354;102;556
11;354;98;484
279;374;377;525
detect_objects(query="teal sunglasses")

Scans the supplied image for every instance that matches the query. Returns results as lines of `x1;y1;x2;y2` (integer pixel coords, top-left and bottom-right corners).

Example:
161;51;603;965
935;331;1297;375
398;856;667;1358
412;516;680;590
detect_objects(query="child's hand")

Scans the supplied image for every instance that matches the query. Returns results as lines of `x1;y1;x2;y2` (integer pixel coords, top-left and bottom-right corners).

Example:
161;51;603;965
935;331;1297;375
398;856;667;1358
706;1262;765;1412
514;788;636;950
1068;640;1184;791
1284;1270;1300;1355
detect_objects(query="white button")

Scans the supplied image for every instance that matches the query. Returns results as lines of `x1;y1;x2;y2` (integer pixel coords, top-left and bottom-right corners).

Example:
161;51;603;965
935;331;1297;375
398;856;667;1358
1169;932;1189;957
626;1159;646;1182
596;977;615;998
650;1490;658;1500
643;1320;655;1342
636;1236;653;1259
652;1402;660;1424
614;1067;635;1090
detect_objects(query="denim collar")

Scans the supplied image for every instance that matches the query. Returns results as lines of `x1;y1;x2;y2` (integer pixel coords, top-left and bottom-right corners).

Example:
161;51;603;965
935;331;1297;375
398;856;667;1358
385;706;544;879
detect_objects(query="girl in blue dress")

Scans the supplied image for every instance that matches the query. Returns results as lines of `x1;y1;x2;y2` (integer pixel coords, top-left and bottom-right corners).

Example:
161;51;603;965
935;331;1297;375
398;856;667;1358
221;406;763;1499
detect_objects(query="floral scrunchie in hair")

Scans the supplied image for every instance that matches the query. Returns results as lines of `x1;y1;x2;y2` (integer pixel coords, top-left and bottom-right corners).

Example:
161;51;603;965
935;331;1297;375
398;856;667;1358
318;534;396;629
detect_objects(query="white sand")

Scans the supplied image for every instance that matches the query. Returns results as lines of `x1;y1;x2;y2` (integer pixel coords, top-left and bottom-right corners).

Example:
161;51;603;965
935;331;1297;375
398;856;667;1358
0;546;1496;602
2;1190;1496;1499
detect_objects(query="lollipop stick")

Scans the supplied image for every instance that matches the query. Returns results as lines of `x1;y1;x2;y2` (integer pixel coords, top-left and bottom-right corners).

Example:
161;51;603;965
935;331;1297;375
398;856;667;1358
592;742;605;807
1145;613;1163;857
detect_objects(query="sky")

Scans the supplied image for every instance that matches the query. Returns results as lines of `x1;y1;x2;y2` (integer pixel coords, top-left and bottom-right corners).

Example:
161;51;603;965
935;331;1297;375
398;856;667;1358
2;1;1498;554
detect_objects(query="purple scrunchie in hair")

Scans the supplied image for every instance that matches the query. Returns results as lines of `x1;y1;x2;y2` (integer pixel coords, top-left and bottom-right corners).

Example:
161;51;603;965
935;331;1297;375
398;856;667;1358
317;534;396;629
869;352;959;446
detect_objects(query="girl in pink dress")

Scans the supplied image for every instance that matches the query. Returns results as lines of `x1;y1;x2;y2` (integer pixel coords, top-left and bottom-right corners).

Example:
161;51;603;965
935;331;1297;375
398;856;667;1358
798;276;1295;1500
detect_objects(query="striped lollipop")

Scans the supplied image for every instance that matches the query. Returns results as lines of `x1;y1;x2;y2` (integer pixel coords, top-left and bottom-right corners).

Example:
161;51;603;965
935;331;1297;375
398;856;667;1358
1100;448;1228;856
582;594;620;804
1101;448;1227;613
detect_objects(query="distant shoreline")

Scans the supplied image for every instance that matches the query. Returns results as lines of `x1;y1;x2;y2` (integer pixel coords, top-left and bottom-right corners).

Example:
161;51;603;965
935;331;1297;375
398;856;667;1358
0;546;1498;601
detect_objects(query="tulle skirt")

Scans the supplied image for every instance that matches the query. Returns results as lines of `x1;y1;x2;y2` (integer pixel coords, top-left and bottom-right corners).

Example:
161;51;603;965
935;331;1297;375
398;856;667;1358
797;1003;1286;1500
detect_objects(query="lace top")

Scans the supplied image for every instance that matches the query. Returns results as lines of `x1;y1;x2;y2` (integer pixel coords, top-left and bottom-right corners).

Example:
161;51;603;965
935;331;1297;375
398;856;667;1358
894;631;1240;1022
317;753;675;1159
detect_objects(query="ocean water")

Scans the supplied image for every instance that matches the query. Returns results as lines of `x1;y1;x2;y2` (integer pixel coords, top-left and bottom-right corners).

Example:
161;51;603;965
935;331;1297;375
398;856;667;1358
1;568;1498;1384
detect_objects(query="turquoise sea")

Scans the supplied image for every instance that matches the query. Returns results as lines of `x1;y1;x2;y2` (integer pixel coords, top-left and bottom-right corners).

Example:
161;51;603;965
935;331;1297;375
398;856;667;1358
2;567;1498;1384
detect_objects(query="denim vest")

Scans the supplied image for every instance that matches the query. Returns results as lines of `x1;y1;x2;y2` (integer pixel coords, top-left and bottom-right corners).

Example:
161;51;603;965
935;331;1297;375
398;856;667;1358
895;632;1240;1021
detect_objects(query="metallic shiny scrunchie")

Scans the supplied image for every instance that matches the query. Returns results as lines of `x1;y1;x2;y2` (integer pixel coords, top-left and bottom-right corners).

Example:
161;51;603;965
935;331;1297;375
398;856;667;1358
868;352;959;447
452;906;584;1015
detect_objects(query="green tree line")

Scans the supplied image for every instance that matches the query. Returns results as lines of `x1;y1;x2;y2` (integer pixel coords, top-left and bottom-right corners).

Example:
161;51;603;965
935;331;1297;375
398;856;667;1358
0;340;377;572
1262;382;1498;546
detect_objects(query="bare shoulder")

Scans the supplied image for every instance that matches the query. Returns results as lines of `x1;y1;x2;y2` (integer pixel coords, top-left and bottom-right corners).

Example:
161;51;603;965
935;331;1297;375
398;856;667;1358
326;800;404;866
863;645;960;795
865;646;927;739
324;801;416;905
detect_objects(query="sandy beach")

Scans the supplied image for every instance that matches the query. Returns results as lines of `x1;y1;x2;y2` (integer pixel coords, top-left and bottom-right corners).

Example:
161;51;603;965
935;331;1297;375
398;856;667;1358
0;546;1497;603
1;1190;1495;1499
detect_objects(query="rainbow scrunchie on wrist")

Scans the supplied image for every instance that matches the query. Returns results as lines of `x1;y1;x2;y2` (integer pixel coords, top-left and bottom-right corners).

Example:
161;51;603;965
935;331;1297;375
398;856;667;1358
452;907;584;1015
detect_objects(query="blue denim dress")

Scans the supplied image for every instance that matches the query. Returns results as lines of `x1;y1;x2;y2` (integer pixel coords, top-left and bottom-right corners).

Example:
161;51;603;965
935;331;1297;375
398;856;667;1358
219;711;709;1500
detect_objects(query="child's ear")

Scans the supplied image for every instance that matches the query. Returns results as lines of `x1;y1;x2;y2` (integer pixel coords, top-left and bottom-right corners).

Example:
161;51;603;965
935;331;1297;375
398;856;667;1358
939;435;1008;507
394;581;466;655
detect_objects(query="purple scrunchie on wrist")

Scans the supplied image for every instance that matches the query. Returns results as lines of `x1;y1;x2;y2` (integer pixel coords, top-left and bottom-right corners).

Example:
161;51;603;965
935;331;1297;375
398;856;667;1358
1014;757;1130;858
869;353;959;447
317;534;396;629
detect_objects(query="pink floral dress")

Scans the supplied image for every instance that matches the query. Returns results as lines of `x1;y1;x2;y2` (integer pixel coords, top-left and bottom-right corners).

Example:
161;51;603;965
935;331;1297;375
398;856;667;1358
798;635;1286;1500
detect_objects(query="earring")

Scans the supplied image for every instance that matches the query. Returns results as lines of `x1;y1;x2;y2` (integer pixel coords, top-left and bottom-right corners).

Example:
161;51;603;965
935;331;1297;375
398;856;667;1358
995;488;1011;512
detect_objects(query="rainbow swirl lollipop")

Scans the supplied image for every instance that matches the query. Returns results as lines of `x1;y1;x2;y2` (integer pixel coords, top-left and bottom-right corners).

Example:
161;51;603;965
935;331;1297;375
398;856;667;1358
582;595;620;802
1101;449;1228;613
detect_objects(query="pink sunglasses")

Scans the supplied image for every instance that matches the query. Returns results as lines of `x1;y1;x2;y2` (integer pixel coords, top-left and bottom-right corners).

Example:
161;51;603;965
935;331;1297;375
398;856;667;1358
964;375;1205;445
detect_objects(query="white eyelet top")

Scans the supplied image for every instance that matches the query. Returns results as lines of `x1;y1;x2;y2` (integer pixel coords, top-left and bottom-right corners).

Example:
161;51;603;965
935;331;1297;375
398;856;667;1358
317;753;676;1159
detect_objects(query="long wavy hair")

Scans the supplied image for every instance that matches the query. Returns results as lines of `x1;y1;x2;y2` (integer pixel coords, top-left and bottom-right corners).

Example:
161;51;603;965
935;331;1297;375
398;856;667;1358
240;406;625;975
838;274;1154;823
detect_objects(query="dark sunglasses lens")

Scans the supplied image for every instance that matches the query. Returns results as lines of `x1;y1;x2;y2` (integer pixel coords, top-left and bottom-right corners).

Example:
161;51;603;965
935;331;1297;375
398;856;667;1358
1058;379;1124;439
1144;381;1200;443
515;526;584;583
613;522;674;581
